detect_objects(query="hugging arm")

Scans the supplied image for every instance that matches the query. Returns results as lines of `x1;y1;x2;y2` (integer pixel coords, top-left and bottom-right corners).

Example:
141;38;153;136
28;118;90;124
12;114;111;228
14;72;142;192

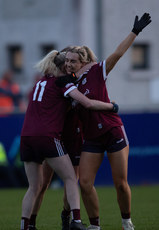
76;62;97;77
68;88;118;112
55;63;97;88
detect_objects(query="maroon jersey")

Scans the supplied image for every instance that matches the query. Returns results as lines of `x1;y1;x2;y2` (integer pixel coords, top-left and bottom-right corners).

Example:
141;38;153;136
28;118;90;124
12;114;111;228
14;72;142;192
77;61;123;140
62;109;82;142
21;75;76;139
62;109;83;165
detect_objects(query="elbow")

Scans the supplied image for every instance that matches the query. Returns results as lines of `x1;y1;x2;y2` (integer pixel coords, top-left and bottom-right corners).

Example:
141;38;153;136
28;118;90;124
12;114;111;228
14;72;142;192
116;51;123;59
84;101;93;109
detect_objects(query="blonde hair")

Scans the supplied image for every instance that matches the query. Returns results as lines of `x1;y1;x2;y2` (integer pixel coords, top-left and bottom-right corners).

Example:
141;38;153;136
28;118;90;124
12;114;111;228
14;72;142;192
34;50;66;77
67;46;97;63
60;46;76;52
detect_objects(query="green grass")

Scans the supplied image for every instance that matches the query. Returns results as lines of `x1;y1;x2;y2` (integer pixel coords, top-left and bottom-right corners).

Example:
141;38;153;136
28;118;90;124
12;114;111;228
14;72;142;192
0;185;159;230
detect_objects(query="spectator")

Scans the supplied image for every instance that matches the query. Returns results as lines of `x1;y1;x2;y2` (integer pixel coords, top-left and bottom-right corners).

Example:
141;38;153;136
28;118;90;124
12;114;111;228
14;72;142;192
0;70;24;114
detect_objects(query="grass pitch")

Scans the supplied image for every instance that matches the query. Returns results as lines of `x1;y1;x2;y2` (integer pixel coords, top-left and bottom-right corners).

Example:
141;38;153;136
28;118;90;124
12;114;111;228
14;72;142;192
0;185;159;230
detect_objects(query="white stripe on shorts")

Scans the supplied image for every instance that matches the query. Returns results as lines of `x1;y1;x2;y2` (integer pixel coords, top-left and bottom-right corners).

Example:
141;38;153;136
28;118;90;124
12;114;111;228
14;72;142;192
54;138;65;156
121;125;129;146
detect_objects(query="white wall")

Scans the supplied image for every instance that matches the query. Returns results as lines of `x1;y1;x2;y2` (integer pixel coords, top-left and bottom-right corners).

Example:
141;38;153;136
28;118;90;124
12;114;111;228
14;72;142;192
0;0;158;111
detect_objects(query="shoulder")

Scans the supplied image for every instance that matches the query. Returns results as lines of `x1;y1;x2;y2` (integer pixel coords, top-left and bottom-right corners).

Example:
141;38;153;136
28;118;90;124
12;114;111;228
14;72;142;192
86;61;106;79
86;61;105;73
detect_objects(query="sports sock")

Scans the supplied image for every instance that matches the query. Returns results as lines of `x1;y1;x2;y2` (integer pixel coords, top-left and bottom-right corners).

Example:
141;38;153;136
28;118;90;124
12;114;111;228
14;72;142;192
21;217;29;230
29;214;37;227
61;208;71;217
71;209;81;222
89;216;100;226
121;212;131;219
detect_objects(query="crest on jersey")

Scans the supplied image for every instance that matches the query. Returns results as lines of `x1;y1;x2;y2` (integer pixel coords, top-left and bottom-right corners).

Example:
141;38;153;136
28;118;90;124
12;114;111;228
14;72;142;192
98;123;103;129
82;78;87;85
84;89;90;96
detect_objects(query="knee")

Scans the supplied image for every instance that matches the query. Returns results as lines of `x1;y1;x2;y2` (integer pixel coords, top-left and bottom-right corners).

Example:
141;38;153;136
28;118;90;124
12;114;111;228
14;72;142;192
79;177;93;194
115;180;128;193
29;182;43;196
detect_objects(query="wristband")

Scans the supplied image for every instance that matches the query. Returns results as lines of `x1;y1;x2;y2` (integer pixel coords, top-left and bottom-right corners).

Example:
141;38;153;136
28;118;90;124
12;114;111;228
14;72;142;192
111;102;119;113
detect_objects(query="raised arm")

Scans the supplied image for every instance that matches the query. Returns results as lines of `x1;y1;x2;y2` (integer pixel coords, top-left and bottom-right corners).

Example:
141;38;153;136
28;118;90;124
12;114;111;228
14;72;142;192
68;88;118;112
106;32;136;75
106;13;151;76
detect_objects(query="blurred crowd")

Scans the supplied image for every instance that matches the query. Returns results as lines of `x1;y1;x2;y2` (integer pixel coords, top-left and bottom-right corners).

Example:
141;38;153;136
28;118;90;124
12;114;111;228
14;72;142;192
0;69;27;186
0;70;30;115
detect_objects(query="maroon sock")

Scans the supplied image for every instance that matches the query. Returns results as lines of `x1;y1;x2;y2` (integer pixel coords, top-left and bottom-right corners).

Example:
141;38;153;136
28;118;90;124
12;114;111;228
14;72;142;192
62;208;71;217
89;217;100;226
29;214;37;227
121;212;131;219
21;217;29;230
71;209;81;221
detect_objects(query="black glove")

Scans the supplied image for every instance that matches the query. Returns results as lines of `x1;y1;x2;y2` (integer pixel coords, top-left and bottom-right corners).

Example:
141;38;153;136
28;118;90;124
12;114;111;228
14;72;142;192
132;13;151;35
55;72;78;88
111;102;119;113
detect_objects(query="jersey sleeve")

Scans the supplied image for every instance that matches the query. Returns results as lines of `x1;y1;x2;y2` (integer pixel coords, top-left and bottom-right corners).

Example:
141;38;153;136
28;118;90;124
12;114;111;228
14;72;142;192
61;83;77;97
98;60;107;81
99;60;107;81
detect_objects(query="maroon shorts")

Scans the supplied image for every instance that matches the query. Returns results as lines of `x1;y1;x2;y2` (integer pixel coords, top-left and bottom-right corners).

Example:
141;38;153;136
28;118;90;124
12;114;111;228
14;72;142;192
20;136;67;164
82;125;129;153
62;113;83;166
63;136;82;166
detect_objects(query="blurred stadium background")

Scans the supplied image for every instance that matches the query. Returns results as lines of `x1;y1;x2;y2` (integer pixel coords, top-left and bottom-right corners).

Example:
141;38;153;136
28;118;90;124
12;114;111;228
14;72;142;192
0;0;159;187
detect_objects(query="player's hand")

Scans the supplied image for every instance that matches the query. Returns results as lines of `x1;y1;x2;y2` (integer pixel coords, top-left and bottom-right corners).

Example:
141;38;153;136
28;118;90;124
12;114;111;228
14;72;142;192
55;72;77;88
111;102;119;113
132;13;151;35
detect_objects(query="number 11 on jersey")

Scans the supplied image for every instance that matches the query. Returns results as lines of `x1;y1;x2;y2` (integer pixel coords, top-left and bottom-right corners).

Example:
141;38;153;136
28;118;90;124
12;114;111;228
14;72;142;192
33;80;47;102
